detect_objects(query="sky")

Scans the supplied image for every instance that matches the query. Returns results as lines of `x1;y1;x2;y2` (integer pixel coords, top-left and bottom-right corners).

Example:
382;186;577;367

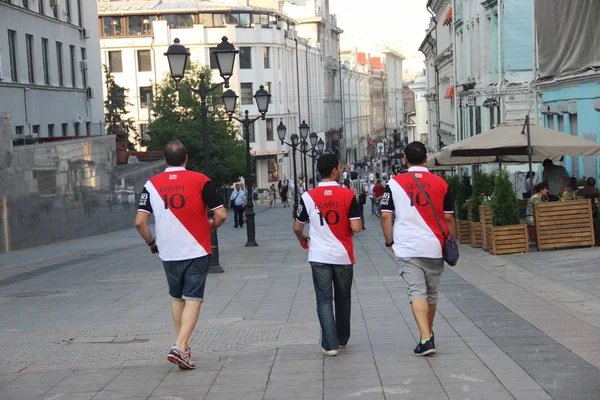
329;0;431;59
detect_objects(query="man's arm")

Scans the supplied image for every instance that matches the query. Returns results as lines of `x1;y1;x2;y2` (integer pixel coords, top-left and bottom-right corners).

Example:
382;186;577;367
349;196;363;232
211;207;227;231
379;186;395;250
444;214;457;239
135;212;154;244
202;181;227;230
293;197;310;244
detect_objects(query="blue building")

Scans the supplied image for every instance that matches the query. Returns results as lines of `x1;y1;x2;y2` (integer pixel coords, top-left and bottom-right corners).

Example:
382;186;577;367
534;0;600;179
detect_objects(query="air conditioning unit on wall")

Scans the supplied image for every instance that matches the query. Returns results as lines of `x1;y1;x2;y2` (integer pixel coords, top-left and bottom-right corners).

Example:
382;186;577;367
50;0;59;7
86;87;95;99
80;29;91;39
80;60;88;70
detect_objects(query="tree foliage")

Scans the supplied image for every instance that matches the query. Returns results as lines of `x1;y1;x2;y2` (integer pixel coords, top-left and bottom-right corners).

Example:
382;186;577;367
491;169;521;226
103;65;137;150
146;63;246;187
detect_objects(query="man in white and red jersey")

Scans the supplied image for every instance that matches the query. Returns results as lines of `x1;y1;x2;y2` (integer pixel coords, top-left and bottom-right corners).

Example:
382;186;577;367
135;140;227;370
380;141;457;356
293;154;362;357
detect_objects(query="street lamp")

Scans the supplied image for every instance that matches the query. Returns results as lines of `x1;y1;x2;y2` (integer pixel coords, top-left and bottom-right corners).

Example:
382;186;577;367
297;120;310;187
222;85;271;247
278;124;302;218
163;37;238;273
305;139;324;189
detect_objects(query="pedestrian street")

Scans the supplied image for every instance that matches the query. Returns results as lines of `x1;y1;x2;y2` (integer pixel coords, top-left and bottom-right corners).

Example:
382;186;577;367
0;207;599;400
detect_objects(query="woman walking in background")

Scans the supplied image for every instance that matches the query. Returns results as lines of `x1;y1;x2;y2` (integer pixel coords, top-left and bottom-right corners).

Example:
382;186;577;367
268;184;276;207
281;180;289;207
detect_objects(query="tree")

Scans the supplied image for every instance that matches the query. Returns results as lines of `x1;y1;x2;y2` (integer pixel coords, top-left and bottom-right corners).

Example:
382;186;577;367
469;170;494;221
491;169;521;226
103;65;137;150
147;63;246;188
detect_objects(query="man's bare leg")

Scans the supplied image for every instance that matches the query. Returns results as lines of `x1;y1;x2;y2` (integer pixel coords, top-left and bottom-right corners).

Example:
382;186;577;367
175;301;201;349
428;303;437;333
411;298;432;342
171;300;185;336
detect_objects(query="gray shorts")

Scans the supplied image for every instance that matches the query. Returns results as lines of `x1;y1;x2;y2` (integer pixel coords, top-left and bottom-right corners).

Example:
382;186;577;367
398;257;444;305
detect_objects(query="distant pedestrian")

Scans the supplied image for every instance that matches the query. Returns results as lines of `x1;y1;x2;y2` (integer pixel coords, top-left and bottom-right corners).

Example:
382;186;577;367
281;180;289;207
380;141;457;356
230;184;245;228
294;154;362;356
268;184;276;207
135;140;227;370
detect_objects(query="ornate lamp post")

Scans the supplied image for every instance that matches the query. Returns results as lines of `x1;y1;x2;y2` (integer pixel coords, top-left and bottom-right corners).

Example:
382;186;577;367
278;123;302;217
164;36;238;273
222;86;271;247
298;121;310;184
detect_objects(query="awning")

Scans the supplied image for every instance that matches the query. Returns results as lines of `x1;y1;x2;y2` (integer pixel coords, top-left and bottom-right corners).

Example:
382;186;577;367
444;86;455;99
251;151;287;160
443;8;453;26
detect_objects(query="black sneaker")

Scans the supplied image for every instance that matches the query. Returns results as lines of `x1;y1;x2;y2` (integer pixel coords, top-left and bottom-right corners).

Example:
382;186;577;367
431;331;435;348
414;340;436;356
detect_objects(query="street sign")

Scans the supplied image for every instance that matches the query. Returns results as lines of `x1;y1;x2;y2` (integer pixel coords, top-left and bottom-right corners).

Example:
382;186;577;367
377;142;384;153
277;155;284;164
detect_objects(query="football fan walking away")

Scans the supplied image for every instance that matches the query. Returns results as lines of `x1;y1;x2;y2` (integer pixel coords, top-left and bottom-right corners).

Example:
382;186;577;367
293;154;362;356
380;141;458;356
135;140;227;370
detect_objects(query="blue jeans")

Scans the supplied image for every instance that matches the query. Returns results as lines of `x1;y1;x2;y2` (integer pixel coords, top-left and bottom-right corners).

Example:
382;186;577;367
310;262;354;351
370;197;376;214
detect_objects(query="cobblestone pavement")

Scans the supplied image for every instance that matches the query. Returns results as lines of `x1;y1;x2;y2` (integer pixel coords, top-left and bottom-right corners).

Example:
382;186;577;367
0;206;599;400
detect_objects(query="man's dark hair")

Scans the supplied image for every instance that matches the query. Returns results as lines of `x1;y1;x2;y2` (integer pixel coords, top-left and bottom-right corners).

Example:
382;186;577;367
376;179;381;184
350;171;359;180
543;159;553;167
534;182;548;193
404;141;427;165
164;140;188;166
317;154;339;178
587;177;596;186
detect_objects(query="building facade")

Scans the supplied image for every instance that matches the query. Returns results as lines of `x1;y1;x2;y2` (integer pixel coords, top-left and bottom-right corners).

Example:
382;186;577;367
410;75;428;144
98;0;341;189
534;0;600;180
454;0;534;144
0;0;105;139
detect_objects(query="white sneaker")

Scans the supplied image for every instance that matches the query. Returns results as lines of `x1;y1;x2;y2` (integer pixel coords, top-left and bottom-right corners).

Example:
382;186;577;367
321;348;339;357
339;344;347;349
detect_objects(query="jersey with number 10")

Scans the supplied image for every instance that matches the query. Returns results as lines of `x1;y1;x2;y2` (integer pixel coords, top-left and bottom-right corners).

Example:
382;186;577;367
137;166;223;261
296;182;361;265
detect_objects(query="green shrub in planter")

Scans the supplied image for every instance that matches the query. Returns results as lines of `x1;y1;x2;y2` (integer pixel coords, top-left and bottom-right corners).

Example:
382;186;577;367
455;177;470;220
469;171;494;222
491;169;520;226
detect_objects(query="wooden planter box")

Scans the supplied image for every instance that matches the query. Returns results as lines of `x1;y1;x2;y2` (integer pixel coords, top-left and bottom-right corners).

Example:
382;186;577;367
487;224;529;255
470;221;482;248
480;206;493;252
456;219;471;244
534;199;595;251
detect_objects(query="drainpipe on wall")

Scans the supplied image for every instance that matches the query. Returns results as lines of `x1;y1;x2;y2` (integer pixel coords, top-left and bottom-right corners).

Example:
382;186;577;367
452;0;459;142
497;0;503;122
427;3;441;150
531;0;540;126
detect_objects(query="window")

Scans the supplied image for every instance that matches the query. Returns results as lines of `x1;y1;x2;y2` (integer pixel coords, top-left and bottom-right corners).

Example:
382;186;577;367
86;121;91;135
264;82;272;103
200;13;226;27
15;126;24;135
38;0;44;14
32;125;40;136
135;49;153;72
8;30;17;82
164;14;194;28
74;122;80;136
239;47;251;69
139;123;148;141
69;45;76;87
248;121;255;142
253;14;269;27
65;0;71;22
23;0;28;9
61;123;68;136
139;86;152;108
48;124;54;137
102;17;123;36
108;51;122;73
241;83;253;105
127;16;153;35
26;34;35;84
263;47;270;68
137;50;151;72
266;118;273;141
229;13;251;27
81;47;87;87
56;42;64;86
76;0;82;26
52;1;58;18
41;38;50;84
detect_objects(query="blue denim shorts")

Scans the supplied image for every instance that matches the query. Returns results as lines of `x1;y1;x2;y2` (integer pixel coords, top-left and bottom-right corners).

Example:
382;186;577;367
162;256;210;302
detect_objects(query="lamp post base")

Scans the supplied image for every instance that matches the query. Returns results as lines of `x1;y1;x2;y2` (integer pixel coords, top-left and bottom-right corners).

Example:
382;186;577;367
208;229;224;273
245;206;259;247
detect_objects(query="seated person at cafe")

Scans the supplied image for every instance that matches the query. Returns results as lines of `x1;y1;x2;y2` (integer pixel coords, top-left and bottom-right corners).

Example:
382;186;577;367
542;159;569;200
565;177;579;194
577;177;600;197
526;183;549;242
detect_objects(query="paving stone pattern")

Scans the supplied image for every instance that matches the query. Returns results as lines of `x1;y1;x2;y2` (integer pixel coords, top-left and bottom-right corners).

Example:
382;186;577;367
0;207;597;399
